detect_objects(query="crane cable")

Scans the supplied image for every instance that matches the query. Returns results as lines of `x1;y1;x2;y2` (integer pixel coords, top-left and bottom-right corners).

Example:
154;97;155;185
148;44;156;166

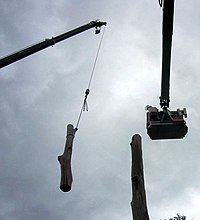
75;25;106;130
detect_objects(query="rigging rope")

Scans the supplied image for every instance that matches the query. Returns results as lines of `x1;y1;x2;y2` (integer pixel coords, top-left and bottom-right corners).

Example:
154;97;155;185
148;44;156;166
75;25;106;129
87;25;106;89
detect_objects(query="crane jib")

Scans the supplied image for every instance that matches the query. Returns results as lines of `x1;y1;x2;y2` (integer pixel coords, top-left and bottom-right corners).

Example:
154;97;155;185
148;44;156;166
0;20;107;69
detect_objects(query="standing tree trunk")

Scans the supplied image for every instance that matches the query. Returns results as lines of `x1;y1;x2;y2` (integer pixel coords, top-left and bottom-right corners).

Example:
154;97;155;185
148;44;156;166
130;134;150;220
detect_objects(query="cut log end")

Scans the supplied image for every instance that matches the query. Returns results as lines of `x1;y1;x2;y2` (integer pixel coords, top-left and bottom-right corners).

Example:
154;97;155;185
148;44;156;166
60;184;71;192
131;134;141;146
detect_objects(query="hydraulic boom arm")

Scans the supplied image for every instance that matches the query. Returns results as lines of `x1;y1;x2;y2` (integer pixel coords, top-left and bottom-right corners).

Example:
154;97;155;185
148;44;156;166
160;0;174;108
0;20;106;69
146;0;188;140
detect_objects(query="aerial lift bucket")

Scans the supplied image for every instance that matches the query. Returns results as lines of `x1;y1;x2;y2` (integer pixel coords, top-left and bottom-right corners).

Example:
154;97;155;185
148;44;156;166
146;106;188;140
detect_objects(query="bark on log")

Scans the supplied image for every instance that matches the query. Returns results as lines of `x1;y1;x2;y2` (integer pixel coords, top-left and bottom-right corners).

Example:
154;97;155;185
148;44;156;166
130;134;150;220
58;124;77;192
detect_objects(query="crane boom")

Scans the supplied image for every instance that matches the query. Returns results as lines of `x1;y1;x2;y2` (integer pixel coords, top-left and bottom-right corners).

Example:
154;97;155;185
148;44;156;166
160;0;174;108
0;20;107;69
146;0;188;140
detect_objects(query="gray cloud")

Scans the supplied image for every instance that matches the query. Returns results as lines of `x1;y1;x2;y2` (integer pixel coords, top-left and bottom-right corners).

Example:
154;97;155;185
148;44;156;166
0;0;200;220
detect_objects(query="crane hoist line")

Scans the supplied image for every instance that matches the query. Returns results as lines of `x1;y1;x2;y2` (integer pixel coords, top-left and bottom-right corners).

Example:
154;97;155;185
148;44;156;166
58;24;106;193
146;0;188;140
0;20;107;69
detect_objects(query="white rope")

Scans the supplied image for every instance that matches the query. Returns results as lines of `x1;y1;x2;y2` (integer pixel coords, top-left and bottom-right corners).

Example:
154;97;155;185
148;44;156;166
75;26;106;129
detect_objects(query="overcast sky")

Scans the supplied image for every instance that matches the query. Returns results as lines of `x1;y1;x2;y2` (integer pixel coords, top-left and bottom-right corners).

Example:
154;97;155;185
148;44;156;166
0;0;200;219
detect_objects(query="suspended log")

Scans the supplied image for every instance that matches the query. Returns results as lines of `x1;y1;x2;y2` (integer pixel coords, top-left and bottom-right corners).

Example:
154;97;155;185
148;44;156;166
130;134;150;220
58;124;77;192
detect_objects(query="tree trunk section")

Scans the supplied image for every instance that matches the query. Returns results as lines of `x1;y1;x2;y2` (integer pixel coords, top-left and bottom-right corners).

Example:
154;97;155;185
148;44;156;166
58;124;77;192
130;134;150;220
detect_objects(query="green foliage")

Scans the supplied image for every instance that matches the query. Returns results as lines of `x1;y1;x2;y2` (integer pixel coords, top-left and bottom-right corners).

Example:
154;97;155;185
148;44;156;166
164;214;186;220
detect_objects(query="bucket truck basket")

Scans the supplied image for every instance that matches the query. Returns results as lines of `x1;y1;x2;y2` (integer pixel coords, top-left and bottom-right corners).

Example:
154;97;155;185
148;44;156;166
146;106;188;140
